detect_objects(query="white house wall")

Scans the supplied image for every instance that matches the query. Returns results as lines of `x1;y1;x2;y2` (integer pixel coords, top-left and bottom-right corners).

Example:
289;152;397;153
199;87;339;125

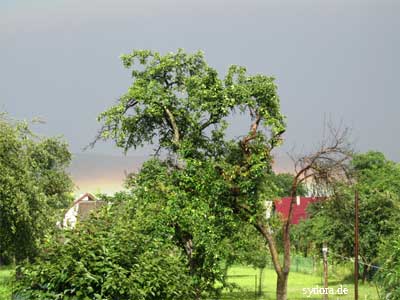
63;204;79;228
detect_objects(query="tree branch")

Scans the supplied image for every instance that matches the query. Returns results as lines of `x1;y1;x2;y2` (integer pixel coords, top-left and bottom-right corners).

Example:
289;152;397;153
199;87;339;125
282;123;352;274
123;98;138;114
255;222;283;277
163;106;180;146
241;110;261;152
200;113;217;131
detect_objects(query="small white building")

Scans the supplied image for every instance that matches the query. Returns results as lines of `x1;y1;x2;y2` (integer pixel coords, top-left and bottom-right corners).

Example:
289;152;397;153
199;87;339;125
62;193;104;228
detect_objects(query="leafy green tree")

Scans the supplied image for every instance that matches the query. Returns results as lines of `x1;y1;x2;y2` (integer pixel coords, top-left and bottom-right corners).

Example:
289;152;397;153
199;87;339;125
124;158;238;298
95;49;347;300
93;48;285;298
0;116;73;263
297;151;400;282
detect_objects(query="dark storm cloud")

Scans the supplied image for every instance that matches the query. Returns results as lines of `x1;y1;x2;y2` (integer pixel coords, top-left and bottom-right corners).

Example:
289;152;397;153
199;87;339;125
1;0;399;161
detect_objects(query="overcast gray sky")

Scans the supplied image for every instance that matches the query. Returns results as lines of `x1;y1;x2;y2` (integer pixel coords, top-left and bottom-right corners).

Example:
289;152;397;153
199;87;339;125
1;0;400;164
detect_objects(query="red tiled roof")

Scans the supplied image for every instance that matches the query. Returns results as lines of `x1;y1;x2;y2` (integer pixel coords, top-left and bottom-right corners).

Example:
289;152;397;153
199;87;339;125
274;197;322;224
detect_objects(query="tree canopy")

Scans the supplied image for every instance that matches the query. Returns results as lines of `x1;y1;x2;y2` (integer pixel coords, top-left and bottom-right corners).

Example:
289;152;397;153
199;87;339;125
0;115;73;263
95;49;285;159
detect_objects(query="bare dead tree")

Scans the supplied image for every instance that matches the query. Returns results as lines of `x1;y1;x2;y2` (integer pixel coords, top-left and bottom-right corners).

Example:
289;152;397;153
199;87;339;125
255;122;353;300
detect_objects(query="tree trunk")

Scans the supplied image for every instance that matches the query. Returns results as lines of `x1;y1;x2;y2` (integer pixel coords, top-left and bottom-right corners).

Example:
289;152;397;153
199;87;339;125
174;224;203;299
362;264;369;284
276;273;288;300
254;218;291;300
258;267;264;295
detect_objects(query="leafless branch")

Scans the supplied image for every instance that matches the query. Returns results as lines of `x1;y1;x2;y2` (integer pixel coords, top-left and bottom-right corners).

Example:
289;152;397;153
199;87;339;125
280;121;353;273
84;98;139;151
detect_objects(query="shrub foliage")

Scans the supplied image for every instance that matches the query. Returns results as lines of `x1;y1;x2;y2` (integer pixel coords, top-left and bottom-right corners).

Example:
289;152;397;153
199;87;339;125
14;205;194;300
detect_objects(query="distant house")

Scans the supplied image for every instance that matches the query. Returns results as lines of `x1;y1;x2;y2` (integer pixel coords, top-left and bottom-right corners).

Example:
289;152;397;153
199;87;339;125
62;193;105;228
274;196;322;224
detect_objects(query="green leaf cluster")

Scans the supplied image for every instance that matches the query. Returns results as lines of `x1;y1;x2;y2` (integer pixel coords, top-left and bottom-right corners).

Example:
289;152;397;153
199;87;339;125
97;49;284;159
14;205;194;300
376;229;400;299
0;115;73;263
125;158;240;297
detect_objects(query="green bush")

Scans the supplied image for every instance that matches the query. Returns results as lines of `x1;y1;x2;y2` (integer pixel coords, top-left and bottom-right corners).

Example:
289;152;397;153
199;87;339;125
0;116;74;263
376;232;400;300
14;206;194;300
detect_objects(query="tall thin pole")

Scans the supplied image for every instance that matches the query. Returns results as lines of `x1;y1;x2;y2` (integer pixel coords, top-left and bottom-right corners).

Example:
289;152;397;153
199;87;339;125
354;190;359;300
322;243;328;300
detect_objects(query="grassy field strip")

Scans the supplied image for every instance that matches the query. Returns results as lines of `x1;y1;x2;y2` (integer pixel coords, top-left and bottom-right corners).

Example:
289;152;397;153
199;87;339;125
0;265;379;300
221;266;379;300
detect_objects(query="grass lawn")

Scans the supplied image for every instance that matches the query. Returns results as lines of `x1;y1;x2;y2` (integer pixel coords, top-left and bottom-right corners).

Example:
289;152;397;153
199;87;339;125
0;267;12;300
1;264;379;300
220;265;379;300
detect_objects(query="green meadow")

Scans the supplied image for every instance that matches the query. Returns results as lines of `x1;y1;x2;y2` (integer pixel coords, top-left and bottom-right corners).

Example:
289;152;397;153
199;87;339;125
220;265;378;300
0;265;379;300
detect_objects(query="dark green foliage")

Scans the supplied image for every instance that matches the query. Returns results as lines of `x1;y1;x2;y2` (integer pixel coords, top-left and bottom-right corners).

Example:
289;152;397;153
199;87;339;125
228;224;270;270
0;116;73;263
14;205;194;300
126;158;238;297
376;230;400;299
